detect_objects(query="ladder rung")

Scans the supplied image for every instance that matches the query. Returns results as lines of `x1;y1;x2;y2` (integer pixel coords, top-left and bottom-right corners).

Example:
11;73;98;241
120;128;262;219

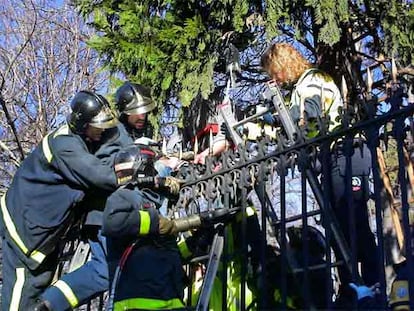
291;260;345;274
272;209;322;226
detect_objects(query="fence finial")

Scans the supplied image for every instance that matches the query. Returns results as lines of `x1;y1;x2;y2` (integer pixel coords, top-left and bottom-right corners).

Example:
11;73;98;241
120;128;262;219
194;135;199;156
391;58;397;83
341;76;348;109
366;67;373;94
209;128;213;156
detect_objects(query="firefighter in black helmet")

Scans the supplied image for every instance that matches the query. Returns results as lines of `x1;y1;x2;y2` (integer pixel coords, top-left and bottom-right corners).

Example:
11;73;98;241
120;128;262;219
69;91;118;135
0;90;122;310
114;81;184;206
36;87;179;311
115;82;156;141
102;144;185;310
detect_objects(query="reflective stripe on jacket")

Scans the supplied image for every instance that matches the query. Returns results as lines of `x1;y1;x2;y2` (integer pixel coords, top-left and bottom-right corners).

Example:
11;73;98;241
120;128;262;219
2;124;118;269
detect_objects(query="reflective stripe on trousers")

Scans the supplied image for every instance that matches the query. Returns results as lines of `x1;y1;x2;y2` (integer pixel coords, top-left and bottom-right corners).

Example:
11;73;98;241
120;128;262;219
0;195;46;264
114;297;185;310
51;280;79;308
9;267;25;311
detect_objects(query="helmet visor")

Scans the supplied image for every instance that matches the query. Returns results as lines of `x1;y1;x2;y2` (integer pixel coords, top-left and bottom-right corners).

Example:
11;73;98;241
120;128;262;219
90;106;119;129
124;96;156;115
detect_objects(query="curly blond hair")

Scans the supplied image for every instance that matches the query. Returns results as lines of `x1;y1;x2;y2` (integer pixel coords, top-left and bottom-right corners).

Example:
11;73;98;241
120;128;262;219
261;43;311;85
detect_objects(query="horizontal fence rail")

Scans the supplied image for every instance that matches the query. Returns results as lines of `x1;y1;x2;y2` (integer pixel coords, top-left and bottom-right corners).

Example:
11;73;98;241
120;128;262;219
53;99;414;310
172;103;414;310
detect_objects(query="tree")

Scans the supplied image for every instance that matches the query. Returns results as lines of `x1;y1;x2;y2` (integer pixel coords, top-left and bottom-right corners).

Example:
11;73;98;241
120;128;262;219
75;1;264;132
75;0;413;139
0;0;109;192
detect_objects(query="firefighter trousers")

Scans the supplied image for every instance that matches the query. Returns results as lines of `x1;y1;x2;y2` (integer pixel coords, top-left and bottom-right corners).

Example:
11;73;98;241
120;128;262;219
1;236;59;310
41;230;109;310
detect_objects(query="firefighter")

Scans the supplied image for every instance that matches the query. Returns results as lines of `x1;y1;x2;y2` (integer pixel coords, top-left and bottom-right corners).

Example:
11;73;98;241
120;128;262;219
39;82;182;311
38;84;153;311
0;90;121;310
103;144;239;310
114;81;191;176
260;42;342;136
37;95;134;311
101;144;186;310
114;81;156;142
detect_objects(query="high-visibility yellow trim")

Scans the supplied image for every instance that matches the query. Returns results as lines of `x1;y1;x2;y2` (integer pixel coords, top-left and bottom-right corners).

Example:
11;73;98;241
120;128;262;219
1;196;28;254
178;239;192;259
53;280;79;308
139;210;151;235
42;134;53;163
42;125;69;163
114;297;185;310
0;195;45;264
53;124;69;138
274;288;296;309
10;267;25;311
390;280;409;308
30;250;46;263
246;206;256;216
236;206;256;222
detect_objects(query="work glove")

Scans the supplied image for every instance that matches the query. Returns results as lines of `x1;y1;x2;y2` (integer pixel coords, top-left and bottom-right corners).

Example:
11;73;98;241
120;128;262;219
156;176;183;195
349;282;376;300
158;216;178;235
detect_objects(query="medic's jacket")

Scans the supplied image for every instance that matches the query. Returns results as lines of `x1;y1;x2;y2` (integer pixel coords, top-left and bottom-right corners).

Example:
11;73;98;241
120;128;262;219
102;186;185;310
0;124;119;270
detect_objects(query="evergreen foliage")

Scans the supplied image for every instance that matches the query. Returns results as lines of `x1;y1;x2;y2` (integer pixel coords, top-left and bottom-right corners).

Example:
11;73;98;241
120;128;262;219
75;0;414;132
75;0;260;131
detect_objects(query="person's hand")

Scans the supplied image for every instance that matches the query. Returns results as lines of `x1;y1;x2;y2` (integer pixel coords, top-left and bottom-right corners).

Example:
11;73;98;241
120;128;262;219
158;216;178;235
156;176;183;195
193;152;207;165
158;157;181;171
349;282;378;300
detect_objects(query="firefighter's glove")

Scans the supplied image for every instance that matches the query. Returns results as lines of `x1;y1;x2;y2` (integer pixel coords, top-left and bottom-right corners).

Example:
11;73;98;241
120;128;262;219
199;208;232;227
158;216;178;235
156;176;183;195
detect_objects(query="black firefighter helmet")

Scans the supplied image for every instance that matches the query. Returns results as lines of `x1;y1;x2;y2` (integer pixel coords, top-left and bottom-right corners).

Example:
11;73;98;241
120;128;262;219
114;144;157;185
68;90;118;134
115;82;156;115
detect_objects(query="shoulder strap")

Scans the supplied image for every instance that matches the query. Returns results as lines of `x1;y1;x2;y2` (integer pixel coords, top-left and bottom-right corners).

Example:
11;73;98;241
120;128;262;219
295;68;320;86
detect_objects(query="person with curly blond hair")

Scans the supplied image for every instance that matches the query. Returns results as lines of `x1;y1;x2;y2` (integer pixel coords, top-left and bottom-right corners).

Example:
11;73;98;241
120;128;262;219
261;42;341;136
261;42;380;308
261;42;312;85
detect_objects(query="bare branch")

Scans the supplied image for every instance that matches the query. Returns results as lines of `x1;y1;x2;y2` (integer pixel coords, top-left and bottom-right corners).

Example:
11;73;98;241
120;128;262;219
0;140;20;167
0;0;109;184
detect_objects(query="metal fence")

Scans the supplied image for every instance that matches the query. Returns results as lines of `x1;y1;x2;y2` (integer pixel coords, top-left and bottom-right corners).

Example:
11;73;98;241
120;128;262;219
53;79;414;310
173;97;414;310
